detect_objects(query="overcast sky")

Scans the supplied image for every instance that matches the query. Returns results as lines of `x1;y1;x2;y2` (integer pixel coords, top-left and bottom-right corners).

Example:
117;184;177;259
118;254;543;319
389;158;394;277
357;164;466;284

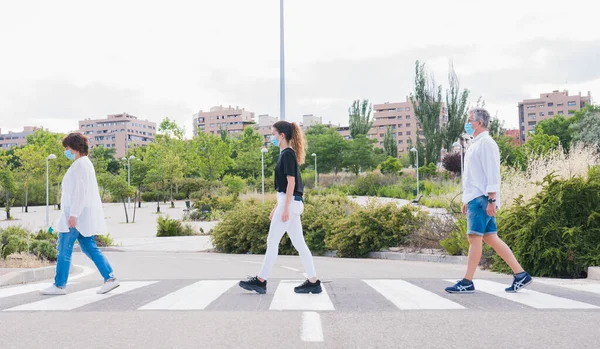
1;0;599;138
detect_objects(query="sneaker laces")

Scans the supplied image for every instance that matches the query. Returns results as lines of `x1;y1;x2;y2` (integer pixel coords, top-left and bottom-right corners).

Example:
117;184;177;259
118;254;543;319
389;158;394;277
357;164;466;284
298;279;311;287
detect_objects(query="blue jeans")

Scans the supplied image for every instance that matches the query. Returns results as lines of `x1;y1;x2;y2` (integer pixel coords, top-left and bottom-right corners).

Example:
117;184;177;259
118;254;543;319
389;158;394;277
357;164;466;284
55;228;114;288
466;196;498;236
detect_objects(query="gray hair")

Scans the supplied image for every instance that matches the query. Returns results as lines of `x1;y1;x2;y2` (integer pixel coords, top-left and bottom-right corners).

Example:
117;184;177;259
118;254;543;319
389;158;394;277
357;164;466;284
468;108;490;128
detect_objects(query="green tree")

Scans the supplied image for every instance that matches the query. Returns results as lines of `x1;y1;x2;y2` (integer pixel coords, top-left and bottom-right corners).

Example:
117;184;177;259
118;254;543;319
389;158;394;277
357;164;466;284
442;61;470;150
524;132;560;157
379;156;403;175
494;135;527;170
0;169;17;220
88;146;117;175
306;127;349;175
488;112;506;138
106;175;136;223
383;126;398;158
349;99;373;138
231;127;264;179
342;135;376;175
571;107;600;151
14;144;46;213
535;115;575;151
409;61;443;165
223;175;246;196
158;117;185;140
190;133;233;181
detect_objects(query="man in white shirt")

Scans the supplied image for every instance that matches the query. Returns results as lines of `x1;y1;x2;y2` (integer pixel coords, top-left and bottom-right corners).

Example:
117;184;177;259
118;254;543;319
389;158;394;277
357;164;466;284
445;108;532;294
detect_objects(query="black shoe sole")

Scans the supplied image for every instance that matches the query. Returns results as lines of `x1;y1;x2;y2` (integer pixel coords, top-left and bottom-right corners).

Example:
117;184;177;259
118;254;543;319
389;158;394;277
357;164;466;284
445;289;475;294
239;282;266;294
294;286;322;294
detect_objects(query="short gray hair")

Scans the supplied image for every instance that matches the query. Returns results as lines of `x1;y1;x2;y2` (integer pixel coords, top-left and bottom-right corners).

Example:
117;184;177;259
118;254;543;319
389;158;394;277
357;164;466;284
468;108;491;128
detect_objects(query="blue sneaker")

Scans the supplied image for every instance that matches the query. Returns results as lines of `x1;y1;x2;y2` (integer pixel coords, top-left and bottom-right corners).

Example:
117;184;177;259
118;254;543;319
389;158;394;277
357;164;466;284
505;272;533;293
445;279;475;293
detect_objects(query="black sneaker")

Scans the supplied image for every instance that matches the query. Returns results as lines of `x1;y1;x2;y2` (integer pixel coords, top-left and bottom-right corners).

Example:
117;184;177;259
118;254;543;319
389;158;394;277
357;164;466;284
239;276;267;294
294;279;322;294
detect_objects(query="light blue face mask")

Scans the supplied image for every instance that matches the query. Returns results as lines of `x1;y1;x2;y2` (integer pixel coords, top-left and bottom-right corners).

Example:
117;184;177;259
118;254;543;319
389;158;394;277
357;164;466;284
270;135;280;147
464;122;475;136
64;149;75;160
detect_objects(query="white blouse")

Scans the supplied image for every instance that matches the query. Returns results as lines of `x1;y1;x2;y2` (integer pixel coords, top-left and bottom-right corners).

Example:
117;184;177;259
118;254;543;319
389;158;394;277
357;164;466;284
55;156;106;237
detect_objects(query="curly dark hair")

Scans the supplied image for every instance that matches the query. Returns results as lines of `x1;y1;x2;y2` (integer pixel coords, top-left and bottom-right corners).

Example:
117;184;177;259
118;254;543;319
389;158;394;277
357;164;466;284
62;133;89;155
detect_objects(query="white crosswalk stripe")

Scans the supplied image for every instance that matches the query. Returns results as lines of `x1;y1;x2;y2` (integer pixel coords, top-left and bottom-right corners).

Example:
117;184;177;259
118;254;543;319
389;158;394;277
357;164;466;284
4;281;157;311
534;279;600;296
445;279;600;309
365;279;465;310
0;282;78;299
139;280;237;310
270;280;335;311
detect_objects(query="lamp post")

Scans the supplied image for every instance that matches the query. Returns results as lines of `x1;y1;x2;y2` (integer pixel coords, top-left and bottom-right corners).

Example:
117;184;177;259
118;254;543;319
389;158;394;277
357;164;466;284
261;147;268;203
410;147;419;197
311;153;317;188
46;154;57;229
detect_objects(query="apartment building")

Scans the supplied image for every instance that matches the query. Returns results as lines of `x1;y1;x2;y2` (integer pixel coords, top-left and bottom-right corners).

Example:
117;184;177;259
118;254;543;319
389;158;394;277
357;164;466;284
301;114;323;130
517;90;592;143
193;105;255;137
256;114;278;147
0;126;41;149
79;113;156;158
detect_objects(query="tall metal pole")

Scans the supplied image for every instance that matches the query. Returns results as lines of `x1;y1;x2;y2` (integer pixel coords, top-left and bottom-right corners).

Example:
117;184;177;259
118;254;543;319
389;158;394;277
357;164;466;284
279;0;285;121
127;157;131;209
416;150;419;197
261;150;265;203
46;157;49;229
314;155;317;188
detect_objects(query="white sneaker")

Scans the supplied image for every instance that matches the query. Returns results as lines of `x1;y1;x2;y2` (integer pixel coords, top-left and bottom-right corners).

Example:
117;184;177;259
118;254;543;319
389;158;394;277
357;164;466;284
40;285;67;295
97;279;120;294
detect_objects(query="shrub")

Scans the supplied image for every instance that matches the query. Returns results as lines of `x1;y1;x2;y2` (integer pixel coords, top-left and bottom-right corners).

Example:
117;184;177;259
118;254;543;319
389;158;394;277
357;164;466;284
492;169;600;278
94;234;115;247
326;203;426;258
157;215;199;237
223;175;246;196
302;194;359;254
418;163;438;179
439;216;469;255
1;226;30;259
442;152;462;175
379;157;403;175
28;240;57;261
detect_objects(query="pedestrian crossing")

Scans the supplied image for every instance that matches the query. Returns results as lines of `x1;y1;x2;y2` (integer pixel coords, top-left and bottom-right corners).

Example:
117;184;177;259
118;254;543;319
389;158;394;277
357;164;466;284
2;278;600;313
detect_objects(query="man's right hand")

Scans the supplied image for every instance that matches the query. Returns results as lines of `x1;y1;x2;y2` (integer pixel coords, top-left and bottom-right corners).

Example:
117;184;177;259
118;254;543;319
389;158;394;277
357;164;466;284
462;204;467;216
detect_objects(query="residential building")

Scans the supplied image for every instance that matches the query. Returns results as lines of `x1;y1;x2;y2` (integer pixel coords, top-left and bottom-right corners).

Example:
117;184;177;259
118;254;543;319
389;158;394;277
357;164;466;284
371;98;446;157
79;113;156;158
193;105;255;137
504;129;520;145
517;90;592;143
256;114;278;147
301;114;323;130
0;126;41;149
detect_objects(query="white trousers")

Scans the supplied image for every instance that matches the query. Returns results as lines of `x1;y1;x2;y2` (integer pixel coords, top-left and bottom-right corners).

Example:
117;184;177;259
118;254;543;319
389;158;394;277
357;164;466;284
258;192;317;280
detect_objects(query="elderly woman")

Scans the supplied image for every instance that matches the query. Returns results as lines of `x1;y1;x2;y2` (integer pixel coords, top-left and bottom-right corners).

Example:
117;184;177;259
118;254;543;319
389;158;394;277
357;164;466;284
41;133;120;295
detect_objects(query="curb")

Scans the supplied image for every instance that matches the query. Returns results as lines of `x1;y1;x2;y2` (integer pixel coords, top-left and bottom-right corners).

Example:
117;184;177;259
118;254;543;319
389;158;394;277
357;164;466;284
367;251;468;264
588;267;600;280
0;265;82;287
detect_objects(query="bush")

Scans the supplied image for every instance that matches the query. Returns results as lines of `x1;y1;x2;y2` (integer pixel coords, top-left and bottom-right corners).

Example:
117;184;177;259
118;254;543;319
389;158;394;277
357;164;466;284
157;215;199;237
223;175;246;195
302;194;359;254
28;240;57;261
492;169;600;278
379;157;403;175
418;163;438;179
94;234;115;247
439;216;469;255
1;226;30;259
326;203;426;258
442;152;462;175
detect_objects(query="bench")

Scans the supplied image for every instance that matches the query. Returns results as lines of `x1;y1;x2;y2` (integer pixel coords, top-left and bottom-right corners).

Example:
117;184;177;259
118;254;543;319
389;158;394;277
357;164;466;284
411;194;423;204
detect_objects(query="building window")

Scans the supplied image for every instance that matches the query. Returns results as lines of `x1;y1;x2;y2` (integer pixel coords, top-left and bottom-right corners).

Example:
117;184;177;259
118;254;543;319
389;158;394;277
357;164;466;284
406;123;411;127
379;142;384;146
558;111;564;115
568;101;576;107
528;121;536;126
397;124;403;128
398;140;403;144
568;110;575;115
380;133;385;137
405;107;410;111
406;131;411;135
527;105;536;109
397;115;402;119
528;113;536;119
557;103;563;107
548;111;554;116
396;108;403;112
540;112;545;116
538;104;545;108
398;132;403;136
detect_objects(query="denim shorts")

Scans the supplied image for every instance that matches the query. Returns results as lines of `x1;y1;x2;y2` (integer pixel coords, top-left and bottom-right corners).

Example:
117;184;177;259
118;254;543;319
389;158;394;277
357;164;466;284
466;196;497;236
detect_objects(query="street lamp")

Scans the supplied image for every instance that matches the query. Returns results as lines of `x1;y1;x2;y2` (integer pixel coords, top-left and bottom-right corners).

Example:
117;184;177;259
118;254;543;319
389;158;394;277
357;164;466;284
410;148;419;197
261;147;269;203
453;141;464;189
311;153;317;188
46;154;56;230
280;0;285;121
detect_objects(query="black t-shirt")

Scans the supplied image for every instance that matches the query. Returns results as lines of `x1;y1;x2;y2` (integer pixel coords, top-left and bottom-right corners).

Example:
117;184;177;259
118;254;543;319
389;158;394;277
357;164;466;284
274;148;303;196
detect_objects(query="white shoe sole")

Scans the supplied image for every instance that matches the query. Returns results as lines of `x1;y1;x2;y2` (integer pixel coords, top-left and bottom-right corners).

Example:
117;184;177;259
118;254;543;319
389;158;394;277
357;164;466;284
97;282;120;294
